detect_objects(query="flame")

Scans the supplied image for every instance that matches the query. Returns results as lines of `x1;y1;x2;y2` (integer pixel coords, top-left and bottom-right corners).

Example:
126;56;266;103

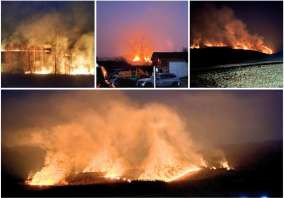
126;34;153;65
144;57;151;63
132;55;151;64
220;160;231;170
33;67;53;75
26;153;69;186
133;55;141;62
2;46;94;75
191;41;273;54
69;56;93;75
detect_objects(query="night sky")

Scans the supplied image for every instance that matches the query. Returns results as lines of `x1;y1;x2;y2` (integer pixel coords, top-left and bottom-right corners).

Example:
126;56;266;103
97;1;188;58
2;90;282;146
191;1;283;53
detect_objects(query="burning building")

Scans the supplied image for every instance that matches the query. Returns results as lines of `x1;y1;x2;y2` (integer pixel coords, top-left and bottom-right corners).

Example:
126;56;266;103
1;1;94;75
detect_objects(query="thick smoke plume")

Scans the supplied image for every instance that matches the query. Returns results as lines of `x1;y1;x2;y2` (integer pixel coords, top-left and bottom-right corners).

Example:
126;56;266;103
190;4;273;54
3;92;229;185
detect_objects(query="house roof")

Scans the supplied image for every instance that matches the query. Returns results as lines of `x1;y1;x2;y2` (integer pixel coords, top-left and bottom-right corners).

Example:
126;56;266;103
151;52;188;61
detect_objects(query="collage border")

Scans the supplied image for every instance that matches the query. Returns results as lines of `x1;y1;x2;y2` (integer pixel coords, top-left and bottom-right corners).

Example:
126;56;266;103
0;0;282;90
0;0;283;197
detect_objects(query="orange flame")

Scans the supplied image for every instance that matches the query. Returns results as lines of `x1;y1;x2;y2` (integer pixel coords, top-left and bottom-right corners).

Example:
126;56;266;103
126;33;153;65
132;55;151;64
191;41;273;55
132;55;141;62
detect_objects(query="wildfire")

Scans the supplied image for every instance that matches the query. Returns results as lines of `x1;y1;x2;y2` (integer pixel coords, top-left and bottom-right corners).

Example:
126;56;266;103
69;56;94;75
25;161;233;186
190;41;273;55
1;13;94;75
26;153;69;186
220;160;231;170
32;67;53;75
132;54;152;64
133;55;141;62
6;95;232;187
2;47;94;75
190;5;274;55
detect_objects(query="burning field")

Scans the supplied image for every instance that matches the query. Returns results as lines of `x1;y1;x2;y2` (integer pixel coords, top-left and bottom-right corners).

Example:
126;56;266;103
2;91;283;196
2;92;231;187
190;2;283;88
1;1;94;87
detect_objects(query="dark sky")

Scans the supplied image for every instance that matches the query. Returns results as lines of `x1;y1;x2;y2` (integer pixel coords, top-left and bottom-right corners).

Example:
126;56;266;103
2;90;282;146
97;1;188;58
1;1;94;41
191;1;283;53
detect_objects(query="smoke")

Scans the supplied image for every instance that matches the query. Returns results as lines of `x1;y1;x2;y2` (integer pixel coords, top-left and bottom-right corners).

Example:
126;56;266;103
3;91;231;185
1;2;94;74
190;4;273;54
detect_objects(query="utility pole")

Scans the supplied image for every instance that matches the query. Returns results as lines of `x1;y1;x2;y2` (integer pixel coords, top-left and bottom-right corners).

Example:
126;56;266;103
153;65;156;88
54;32;57;75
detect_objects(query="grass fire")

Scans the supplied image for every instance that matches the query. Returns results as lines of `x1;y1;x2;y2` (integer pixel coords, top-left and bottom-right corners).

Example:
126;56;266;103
1;1;94;87
2;91;282;197
3;94;231;186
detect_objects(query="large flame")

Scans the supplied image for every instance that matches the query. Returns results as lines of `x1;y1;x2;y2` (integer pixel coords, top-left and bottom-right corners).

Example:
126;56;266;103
126;34;153;65
27;153;69;186
5;96;231;186
132;55;151;64
190;5;273;54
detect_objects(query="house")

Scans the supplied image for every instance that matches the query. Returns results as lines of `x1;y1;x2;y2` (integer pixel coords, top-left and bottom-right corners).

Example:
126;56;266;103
151;52;188;78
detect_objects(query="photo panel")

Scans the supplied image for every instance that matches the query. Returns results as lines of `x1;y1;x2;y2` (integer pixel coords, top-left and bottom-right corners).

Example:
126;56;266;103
1;1;95;88
96;1;189;88
190;1;283;88
1;90;283;197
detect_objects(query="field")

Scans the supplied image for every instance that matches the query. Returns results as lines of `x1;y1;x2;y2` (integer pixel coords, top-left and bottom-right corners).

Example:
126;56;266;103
191;63;283;88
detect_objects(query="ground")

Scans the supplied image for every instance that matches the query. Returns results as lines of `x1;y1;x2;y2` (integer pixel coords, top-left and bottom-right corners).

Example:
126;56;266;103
191;63;283;88
1;74;95;88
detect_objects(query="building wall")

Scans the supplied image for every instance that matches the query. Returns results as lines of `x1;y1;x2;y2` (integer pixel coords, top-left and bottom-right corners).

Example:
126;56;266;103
169;61;188;78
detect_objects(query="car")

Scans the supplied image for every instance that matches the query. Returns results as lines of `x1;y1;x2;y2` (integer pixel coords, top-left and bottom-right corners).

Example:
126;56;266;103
111;77;137;88
136;77;154;87
137;73;181;87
